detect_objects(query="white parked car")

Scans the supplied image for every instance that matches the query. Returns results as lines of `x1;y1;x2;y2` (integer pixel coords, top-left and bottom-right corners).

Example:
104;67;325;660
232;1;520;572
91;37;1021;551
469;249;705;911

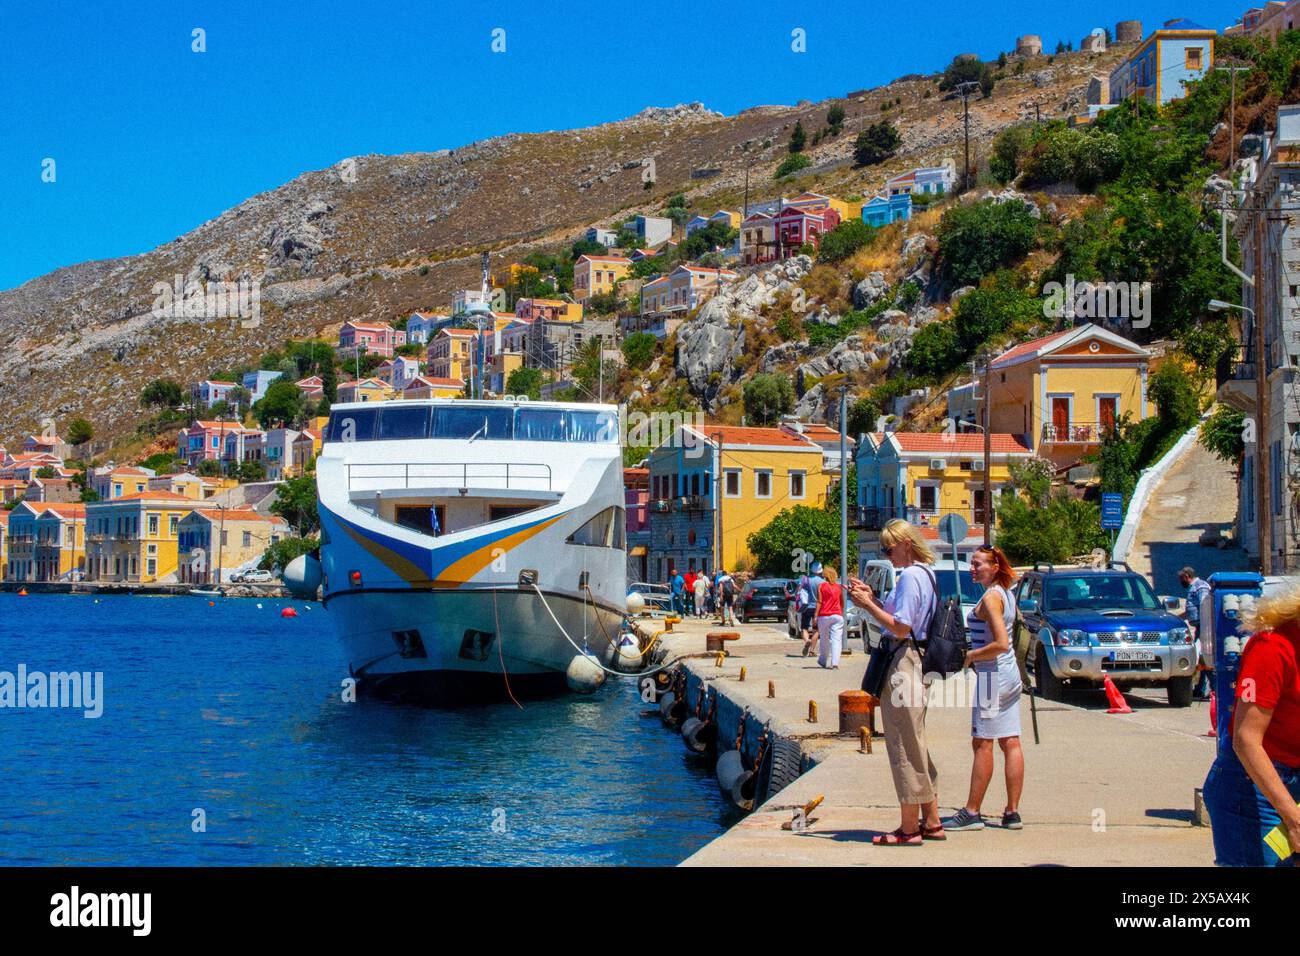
853;558;982;648
233;568;274;584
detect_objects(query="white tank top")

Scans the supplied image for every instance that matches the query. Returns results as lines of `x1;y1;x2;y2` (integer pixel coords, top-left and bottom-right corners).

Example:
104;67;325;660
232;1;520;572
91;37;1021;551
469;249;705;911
966;584;1016;673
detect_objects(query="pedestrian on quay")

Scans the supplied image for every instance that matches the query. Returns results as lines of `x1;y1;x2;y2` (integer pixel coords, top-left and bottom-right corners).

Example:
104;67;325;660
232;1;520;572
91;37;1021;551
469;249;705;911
683;569;698;617
669;568;685;617
798;562;826;657
942;545;1025;832
716;568;736;626
1180;566;1213;700
1203;579;1300;866
847;518;943;846
692;570;708;618
816;565;845;669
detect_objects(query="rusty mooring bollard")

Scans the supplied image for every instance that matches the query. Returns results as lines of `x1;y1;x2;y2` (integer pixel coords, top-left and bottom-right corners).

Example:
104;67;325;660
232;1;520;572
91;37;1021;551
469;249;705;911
808;700;818;723
768;680;775;698
838;689;875;736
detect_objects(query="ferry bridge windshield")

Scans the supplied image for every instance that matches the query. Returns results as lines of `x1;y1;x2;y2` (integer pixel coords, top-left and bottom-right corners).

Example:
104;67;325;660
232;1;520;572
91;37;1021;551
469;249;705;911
324;405;620;445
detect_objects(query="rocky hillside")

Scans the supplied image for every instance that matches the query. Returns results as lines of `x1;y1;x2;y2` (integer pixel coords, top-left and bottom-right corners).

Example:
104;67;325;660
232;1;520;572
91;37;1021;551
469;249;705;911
0;43;1126;449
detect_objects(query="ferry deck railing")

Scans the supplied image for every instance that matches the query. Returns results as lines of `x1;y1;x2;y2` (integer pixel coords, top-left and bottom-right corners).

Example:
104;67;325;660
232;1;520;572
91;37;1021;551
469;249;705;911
345;461;554;494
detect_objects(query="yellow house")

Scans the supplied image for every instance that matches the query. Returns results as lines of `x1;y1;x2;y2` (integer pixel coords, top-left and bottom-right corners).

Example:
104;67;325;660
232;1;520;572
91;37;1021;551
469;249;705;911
4;501;86;582
646;424;830;578
85;491;192;583
92;466;150;500
177;508;291;584
290;428;323;476
856;432;1033;551
427;328;477;383
401;376;466;400
573;255;631;302
148;472;207;500
982;323;1152;473
336;377;395;404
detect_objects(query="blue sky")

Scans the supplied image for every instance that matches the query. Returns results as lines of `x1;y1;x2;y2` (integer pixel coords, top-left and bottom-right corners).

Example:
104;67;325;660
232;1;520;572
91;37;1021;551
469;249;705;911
0;0;1240;291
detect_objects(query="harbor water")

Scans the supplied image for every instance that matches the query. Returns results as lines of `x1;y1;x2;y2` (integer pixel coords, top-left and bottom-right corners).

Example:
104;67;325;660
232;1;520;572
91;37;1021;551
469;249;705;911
0;593;734;865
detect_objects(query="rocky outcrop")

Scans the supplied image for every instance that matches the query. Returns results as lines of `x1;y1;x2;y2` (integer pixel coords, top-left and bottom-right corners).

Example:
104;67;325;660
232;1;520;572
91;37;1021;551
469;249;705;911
852;271;888;309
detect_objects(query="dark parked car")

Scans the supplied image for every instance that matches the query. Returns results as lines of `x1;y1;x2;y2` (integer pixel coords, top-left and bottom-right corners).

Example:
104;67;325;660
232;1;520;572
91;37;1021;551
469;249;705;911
737;578;793;624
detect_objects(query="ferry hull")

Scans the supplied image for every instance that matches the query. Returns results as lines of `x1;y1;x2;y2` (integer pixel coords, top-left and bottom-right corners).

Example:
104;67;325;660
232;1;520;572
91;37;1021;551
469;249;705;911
325;586;626;704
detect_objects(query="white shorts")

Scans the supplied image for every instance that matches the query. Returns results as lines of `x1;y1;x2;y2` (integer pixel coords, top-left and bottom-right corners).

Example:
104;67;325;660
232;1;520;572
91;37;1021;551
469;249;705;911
971;664;1023;740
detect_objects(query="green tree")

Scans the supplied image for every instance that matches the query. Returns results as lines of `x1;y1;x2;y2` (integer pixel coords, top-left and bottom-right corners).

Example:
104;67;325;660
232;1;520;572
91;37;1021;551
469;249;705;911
936;200;1038;286
621;332;657;370
746;505;842;576
197;459;223;477
506;366;544;399
853;122;901;167
826;104;845;134
270;475;320;535
989;123;1034;183
66;418;93;446
939;55;994;96
259;536;319;573
1199;405;1246;466
252;380;307;429
140;378;183;408
789;120;807;153
951;270;1040;354
846;396;882;437
235;460;266;483
903;320;964;377
817;220;876;263
774;153;812;179
742;373;795;426
36;465;57;479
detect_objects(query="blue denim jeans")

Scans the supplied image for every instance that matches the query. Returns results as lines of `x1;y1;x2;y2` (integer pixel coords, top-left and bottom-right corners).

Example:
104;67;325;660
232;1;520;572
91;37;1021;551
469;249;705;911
1203;750;1300;866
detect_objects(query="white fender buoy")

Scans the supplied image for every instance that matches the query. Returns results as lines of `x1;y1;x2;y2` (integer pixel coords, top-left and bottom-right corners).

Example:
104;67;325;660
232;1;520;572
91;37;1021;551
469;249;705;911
283;554;322;600
626;591;646;616
616;633;642;669
565;652;605;694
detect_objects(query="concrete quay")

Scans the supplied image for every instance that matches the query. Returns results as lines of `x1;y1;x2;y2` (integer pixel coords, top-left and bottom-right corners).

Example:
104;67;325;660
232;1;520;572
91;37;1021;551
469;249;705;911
640;615;1217;866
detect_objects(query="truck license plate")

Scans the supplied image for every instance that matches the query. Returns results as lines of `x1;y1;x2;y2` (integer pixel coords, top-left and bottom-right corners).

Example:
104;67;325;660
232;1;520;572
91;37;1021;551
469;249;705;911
1113;649;1157;662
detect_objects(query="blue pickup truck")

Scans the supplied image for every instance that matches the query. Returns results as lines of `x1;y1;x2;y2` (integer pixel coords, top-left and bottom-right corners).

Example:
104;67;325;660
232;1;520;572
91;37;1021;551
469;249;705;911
1014;563;1196;707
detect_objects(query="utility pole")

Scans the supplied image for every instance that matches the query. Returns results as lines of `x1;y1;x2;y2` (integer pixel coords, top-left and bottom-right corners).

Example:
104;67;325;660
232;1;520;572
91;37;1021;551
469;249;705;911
982;354;993;545
713;431;724;574
839;387;849;590
1255;194;1273;574
1216;60;1250;169
956;81;980;192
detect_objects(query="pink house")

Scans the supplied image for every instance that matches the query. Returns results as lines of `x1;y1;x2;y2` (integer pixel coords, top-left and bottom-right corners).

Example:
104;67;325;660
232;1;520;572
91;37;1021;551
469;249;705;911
773;204;841;253
178;420;259;469
338;321;406;358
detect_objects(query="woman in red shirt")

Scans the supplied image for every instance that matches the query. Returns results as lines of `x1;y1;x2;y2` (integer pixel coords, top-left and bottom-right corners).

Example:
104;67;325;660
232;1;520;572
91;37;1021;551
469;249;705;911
1203;584;1300;866
815;566;844;670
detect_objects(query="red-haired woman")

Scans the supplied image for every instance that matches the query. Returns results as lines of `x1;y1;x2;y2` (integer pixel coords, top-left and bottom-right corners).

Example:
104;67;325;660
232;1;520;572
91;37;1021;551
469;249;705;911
942;545;1025;832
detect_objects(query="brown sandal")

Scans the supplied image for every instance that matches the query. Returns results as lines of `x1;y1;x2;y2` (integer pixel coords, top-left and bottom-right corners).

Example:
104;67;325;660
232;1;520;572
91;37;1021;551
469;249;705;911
921;824;946;841
872;827;923;846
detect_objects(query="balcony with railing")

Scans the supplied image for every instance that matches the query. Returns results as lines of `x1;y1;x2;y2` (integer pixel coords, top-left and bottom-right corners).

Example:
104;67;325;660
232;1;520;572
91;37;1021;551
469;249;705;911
1040;422;1114;445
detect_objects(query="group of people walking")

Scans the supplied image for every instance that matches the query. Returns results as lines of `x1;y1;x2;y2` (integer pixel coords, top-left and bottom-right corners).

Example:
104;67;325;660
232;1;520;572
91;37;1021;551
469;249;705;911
667;567;737;624
792;562;846;670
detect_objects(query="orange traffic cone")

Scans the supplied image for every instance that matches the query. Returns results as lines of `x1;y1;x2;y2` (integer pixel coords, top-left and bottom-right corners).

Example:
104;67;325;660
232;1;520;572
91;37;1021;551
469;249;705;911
1102;674;1132;714
1204;691;1217;737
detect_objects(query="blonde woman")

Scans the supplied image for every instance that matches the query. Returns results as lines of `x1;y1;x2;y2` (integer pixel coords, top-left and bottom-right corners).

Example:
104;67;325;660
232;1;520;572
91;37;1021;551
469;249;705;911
1203;579;1300;866
848;519;943;846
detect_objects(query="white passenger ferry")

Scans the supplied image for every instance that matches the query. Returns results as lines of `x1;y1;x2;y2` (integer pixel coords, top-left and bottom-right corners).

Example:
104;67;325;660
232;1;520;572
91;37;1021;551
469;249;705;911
315;398;628;703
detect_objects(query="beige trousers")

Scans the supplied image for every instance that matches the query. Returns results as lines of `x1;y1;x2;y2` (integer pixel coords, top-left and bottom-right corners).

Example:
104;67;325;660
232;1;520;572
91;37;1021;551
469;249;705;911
880;643;938;804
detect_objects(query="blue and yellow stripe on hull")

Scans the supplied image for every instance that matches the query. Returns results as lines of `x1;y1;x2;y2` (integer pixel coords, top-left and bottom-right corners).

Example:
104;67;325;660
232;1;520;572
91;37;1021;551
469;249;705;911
322;504;569;590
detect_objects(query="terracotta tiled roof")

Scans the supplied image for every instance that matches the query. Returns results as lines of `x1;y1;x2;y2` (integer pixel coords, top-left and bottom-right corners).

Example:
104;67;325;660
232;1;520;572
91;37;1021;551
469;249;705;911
688;425;821;449
990;329;1075;369
187;508;281;523
32;502;86;518
110;490;193;503
576;255;631;264
871;432;1032;455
